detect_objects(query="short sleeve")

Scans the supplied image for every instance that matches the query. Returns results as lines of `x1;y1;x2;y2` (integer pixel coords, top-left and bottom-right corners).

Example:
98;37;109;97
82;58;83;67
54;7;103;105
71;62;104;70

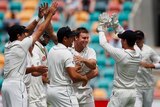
64;51;75;68
88;48;96;60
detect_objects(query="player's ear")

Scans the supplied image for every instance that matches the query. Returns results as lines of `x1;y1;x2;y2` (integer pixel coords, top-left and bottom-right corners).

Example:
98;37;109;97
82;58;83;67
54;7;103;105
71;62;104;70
75;36;78;40
17;34;21;39
63;36;67;42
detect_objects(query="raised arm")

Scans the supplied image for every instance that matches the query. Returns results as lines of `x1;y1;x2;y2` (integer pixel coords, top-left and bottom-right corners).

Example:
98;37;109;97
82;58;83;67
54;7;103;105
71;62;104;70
97;12;126;62
25;3;47;36
32;1;58;44
110;13;124;34
40;3;58;45
46;23;58;45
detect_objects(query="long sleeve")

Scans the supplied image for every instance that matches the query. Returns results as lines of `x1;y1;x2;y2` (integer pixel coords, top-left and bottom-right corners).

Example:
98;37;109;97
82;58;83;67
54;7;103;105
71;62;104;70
99;31;126;62
114;23;125;34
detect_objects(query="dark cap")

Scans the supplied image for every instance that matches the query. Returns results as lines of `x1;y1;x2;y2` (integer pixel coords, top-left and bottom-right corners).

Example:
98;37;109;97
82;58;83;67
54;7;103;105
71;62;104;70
8;24;28;42
135;30;144;39
118;30;137;41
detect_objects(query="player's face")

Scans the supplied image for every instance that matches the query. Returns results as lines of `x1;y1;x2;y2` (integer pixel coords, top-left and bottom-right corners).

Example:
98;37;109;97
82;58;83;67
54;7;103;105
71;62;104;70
41;36;50;46
17;33;27;41
76;33;89;48
121;39;126;49
136;38;144;48
67;36;75;47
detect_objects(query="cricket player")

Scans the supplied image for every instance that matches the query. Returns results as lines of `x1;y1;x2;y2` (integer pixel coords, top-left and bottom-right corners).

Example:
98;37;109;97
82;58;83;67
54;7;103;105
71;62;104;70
133;30;160;107
1;2;58;107
47;26;88;107
24;45;48;92
107;12;160;107
28;32;51;107
24;3;50;94
69;27;98;107
97;13;141;107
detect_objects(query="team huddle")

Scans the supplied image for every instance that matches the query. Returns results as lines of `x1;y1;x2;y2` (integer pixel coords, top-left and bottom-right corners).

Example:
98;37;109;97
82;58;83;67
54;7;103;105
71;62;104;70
1;1;159;107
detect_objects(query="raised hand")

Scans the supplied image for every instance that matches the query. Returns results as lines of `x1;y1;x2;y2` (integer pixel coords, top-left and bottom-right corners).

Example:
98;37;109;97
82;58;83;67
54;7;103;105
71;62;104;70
49;1;58;15
38;3;48;19
110;13;119;28
97;12;111;32
110;13;124;34
42;3;50;18
98;12;112;27
97;23;107;32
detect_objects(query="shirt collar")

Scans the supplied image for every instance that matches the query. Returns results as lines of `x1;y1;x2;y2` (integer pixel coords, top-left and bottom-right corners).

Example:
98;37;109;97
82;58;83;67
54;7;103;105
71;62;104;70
53;43;68;50
35;41;44;48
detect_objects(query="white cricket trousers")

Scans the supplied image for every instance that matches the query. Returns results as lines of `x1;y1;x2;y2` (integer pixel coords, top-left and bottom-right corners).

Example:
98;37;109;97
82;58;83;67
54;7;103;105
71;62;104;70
47;85;79;107
107;89;136;107
79;102;95;107
134;87;154;107
74;88;95;107
1;79;28;107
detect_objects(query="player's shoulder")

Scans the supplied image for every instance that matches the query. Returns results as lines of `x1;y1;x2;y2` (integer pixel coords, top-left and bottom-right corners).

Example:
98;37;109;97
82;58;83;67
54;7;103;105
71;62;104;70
143;44;154;51
87;47;96;54
86;46;95;51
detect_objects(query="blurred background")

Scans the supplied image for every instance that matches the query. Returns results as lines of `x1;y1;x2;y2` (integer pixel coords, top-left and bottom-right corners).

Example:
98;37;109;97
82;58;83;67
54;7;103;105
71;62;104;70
0;0;160;107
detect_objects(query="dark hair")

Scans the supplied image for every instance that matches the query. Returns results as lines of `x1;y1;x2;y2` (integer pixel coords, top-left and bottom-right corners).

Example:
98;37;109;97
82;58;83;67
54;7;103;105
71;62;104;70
76;27;89;37
57;26;77;43
8;25;27;42
126;39;136;47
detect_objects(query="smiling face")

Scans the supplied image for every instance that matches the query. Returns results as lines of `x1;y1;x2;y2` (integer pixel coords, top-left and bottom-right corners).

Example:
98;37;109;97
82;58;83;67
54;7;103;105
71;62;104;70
75;32;90;49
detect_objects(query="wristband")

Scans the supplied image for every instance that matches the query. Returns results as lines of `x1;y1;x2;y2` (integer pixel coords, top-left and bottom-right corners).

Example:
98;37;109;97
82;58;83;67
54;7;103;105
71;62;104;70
35;16;41;22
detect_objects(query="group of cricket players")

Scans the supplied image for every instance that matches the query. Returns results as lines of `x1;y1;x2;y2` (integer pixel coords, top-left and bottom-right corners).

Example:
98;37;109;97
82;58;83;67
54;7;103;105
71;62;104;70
1;1;160;107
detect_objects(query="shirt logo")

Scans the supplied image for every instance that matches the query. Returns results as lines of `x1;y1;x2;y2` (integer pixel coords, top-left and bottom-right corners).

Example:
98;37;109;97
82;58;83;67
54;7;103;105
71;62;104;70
42;56;46;61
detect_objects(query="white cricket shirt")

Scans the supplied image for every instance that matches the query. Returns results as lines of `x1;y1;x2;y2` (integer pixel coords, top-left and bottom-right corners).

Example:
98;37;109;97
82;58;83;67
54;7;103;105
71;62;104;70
99;32;141;89
69;47;96;89
3;36;33;80
28;41;47;101
135;44;160;89
48;43;75;86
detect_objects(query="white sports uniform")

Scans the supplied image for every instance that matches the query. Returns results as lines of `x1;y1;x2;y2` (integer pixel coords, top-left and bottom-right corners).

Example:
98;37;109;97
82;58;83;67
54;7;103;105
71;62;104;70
28;41;47;107
24;52;34;106
99;32;141;107
24;52;32;93
69;47;96;107
47;43;79;107
134;44;160;107
2;36;33;107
